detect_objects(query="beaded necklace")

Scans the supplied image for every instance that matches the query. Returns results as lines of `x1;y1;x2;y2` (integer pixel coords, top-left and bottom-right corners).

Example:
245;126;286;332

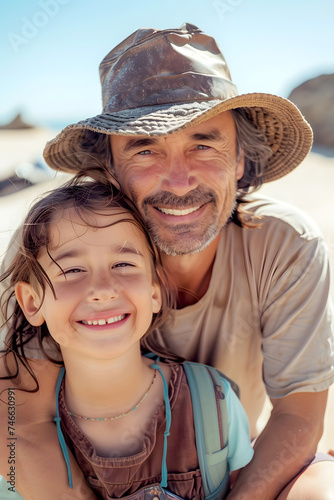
67;369;157;421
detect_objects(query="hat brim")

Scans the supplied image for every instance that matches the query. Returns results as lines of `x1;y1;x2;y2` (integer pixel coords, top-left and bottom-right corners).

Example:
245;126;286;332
43;93;313;183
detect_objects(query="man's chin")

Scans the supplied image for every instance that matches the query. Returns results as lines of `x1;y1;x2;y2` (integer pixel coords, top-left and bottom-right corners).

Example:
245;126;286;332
152;229;220;256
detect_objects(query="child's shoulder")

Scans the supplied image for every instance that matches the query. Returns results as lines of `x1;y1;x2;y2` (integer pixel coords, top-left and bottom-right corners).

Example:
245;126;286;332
0;354;62;424
152;357;236;391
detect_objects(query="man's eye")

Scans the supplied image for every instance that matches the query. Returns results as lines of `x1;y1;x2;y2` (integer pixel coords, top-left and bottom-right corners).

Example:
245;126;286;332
196;144;210;150
138;150;152;155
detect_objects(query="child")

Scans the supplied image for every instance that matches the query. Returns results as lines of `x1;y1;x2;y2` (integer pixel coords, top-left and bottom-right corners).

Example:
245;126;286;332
0;179;253;499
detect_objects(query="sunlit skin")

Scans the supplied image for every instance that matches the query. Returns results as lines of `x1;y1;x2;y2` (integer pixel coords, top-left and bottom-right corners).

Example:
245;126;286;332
14;208;170;459
15;209;162;363
110;111;244;258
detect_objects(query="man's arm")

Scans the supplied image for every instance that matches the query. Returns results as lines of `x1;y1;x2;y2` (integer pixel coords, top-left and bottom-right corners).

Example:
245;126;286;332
227;390;327;499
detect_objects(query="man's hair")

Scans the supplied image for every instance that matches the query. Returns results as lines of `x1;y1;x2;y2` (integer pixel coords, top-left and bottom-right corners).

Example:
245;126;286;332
0;178;173;391
232;108;273;194
231;108;273;227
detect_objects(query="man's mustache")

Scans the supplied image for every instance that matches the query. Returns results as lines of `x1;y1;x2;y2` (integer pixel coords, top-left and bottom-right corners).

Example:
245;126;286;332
144;189;215;207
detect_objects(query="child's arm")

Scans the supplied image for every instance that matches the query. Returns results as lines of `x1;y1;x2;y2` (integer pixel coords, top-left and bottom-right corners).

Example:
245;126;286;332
13;421;98;499
0;355;98;500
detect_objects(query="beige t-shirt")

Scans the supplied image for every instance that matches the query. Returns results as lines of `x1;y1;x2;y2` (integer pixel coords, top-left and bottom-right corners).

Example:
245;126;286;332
147;195;334;437
2;195;334;437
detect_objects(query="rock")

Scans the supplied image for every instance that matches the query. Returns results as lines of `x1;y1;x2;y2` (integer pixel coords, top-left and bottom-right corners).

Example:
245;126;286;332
0;113;35;130
288;74;334;149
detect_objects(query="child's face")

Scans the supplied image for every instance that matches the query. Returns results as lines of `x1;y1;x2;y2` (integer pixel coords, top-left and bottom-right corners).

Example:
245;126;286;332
17;208;161;361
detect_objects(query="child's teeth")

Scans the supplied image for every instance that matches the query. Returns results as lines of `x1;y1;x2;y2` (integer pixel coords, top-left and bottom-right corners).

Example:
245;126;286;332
83;315;126;326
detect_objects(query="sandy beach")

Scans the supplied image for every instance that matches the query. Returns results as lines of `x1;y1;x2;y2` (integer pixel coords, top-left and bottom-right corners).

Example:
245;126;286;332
0;128;71;255
0;128;333;452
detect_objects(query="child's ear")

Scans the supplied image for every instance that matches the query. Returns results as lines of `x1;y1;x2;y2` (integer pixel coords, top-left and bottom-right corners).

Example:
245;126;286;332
15;282;45;327
151;282;162;314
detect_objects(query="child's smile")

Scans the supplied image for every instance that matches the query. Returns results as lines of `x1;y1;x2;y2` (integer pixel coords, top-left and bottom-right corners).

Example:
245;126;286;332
80;313;127;326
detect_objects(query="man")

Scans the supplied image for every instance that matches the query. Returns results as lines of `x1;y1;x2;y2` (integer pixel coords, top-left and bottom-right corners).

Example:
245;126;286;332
3;23;334;498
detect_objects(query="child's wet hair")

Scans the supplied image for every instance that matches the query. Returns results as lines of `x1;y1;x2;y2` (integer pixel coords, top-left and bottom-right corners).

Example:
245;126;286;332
0;177;173;390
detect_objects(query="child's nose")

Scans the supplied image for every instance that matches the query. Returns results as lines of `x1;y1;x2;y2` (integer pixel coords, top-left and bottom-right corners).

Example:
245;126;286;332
88;274;119;302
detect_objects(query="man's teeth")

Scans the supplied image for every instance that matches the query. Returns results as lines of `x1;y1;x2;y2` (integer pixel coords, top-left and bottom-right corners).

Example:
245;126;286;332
82;314;126;326
158;206;200;216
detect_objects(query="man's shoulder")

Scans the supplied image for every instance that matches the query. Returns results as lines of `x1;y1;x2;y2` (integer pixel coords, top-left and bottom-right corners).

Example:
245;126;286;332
239;193;323;240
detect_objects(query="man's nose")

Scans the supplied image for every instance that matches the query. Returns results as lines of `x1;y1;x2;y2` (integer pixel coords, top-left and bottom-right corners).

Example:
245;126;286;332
161;155;198;196
87;273;119;302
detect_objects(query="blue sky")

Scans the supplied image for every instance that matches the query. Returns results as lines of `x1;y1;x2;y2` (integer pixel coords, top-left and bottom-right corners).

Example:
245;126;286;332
1;0;333;127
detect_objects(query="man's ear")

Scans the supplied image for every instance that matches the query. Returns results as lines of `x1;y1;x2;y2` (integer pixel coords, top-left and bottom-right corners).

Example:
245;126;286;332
235;151;245;180
15;281;45;327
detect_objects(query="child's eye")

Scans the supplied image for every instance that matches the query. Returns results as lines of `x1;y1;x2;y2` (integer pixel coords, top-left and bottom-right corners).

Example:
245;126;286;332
113;262;134;268
64;268;84;275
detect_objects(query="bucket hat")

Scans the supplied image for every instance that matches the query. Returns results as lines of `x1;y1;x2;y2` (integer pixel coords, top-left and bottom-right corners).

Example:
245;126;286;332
43;23;313;183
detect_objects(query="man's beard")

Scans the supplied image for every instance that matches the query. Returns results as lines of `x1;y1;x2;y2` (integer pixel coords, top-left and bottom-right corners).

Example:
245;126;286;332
147;216;222;255
141;188;237;256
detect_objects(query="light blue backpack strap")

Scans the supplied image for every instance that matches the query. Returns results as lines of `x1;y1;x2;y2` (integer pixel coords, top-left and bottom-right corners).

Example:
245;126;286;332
144;353;172;490
149;359;171;489
54;367;73;488
183;362;230;500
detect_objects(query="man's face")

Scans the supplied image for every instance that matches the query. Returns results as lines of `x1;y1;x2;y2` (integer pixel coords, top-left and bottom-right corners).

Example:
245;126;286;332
110;111;244;256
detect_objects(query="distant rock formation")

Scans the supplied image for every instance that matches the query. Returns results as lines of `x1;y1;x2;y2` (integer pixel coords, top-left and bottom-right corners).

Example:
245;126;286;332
288;74;334;149
0;113;35;130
